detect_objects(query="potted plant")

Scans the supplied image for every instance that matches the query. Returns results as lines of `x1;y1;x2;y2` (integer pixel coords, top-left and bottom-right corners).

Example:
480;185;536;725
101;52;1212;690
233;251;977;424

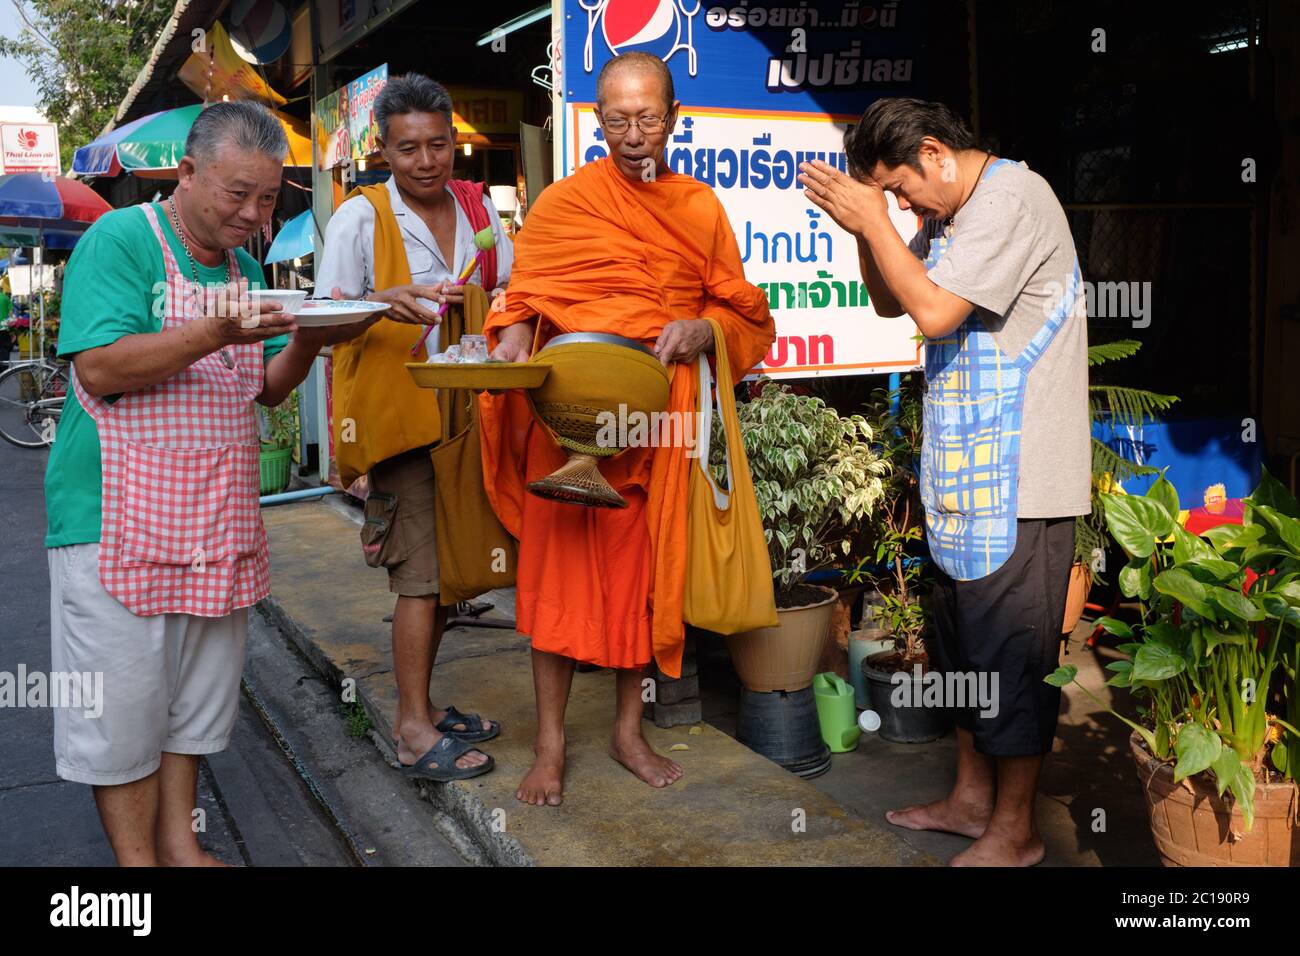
4;314;32;358
1048;470;1299;865
717;379;887;693
260;391;298;495
847;375;947;742
1066;339;1179;633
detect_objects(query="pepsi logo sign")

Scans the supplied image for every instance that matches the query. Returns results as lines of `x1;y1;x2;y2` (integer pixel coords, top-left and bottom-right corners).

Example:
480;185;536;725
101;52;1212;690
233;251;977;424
582;0;700;76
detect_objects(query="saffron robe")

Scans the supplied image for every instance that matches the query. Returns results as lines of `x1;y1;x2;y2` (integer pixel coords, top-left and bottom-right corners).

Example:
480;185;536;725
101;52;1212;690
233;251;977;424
479;157;775;677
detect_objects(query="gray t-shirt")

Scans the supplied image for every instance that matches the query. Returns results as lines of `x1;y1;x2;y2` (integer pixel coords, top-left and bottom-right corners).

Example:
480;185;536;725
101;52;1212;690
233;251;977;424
908;159;1091;519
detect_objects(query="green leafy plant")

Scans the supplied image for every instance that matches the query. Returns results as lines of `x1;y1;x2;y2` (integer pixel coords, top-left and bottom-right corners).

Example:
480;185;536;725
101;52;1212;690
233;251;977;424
341;700;372;738
715;379;887;600
42;289;61;321
1076;340;1180;574
1047;469;1300;830
263;391;299;450
848;376;929;665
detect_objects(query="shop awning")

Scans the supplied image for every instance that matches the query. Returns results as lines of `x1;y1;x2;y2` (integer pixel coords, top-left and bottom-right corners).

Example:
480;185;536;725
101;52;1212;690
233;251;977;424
72;103;313;178
265;208;317;264
177;21;287;107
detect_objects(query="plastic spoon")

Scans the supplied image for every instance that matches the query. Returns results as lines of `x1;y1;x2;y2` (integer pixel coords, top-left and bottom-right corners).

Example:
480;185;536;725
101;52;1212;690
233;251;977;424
411;225;498;357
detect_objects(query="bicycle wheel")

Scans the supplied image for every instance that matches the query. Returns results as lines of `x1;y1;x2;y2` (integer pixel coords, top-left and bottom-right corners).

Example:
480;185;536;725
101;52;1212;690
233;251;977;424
0;361;64;448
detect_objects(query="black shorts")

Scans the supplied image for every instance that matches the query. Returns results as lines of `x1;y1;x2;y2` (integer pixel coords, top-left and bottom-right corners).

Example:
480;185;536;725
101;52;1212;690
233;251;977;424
927;517;1075;757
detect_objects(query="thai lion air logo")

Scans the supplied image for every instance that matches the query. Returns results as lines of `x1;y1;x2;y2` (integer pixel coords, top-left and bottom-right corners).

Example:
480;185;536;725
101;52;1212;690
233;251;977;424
580;0;700;77
16;129;39;150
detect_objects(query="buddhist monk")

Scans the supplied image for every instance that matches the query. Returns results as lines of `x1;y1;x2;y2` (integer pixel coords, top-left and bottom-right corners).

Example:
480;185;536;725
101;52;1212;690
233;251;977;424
482;52;775;806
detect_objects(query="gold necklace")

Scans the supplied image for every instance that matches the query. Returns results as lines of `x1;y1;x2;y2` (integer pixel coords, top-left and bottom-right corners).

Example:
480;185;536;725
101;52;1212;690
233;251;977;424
167;196;234;369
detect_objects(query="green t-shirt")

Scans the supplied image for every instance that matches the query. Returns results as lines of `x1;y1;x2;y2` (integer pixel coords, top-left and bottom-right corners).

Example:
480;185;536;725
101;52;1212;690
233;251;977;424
44;203;288;548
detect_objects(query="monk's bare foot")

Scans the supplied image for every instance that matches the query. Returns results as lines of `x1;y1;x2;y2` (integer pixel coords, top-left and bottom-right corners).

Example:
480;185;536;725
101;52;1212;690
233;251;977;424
516;736;565;807
609;729;683;789
884;795;992;839
950;830;1045;867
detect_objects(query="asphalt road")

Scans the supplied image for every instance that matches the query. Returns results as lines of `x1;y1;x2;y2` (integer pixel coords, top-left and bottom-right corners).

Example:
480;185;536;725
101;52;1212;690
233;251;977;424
0;429;466;867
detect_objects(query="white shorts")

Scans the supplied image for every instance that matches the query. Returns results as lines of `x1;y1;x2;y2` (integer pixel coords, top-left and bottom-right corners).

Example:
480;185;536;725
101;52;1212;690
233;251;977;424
48;543;249;786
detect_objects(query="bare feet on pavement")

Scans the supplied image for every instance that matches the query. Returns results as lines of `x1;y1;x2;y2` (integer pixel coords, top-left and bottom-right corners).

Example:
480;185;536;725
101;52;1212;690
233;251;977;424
517;737;566;806
609;731;683;789
884;795;992;839
950;830;1045;867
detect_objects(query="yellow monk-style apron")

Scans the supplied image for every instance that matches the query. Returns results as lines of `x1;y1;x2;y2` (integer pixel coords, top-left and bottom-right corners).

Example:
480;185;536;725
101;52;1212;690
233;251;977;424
330;183;441;488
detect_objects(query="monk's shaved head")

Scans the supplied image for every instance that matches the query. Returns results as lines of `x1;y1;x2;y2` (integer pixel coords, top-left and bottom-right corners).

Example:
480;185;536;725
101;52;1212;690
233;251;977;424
596;53;675;112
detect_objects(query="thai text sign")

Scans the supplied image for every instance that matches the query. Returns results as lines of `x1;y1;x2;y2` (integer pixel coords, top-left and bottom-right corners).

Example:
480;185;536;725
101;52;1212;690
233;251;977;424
558;0;925;378
348;64;387;160
447;87;524;136
314;87;349;170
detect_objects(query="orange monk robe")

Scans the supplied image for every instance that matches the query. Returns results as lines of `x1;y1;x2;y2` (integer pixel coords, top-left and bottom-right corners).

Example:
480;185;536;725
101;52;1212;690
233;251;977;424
480;156;775;678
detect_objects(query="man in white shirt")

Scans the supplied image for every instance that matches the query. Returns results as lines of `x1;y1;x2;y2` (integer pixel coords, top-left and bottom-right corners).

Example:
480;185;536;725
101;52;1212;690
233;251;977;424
316;161;513;317
315;74;513;782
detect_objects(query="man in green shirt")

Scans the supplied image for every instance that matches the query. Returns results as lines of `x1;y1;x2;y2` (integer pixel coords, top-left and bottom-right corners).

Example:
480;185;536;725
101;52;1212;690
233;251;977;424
45;102;374;867
44;197;289;548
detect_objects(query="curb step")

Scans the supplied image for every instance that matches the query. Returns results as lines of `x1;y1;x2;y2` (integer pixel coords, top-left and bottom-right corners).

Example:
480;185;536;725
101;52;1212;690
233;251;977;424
258;595;530;866
238;672;374;867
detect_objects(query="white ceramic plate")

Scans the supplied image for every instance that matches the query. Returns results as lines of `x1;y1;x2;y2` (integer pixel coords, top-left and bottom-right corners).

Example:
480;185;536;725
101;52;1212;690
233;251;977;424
294;299;390;327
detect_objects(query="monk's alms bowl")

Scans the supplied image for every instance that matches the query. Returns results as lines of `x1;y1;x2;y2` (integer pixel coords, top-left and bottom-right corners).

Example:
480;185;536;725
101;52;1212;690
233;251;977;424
526;333;670;508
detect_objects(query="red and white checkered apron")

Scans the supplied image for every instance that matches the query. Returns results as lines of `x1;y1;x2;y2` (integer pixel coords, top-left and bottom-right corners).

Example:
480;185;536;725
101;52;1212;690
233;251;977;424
71;202;270;617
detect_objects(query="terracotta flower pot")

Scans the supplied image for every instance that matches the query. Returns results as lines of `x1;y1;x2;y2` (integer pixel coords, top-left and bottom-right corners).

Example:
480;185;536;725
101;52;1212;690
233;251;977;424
1129;731;1299;866
727;585;837;693
1062;563;1091;634
816;586;861;679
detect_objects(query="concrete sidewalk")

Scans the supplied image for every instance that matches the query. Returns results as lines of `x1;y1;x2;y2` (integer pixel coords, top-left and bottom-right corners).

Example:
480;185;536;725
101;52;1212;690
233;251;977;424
261;497;933;867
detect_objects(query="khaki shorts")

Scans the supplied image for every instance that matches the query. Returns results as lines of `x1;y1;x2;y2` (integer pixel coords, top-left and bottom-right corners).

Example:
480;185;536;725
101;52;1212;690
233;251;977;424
48;544;248;786
364;446;439;597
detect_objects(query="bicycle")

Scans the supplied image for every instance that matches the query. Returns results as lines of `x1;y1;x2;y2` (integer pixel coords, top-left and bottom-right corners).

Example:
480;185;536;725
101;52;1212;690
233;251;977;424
0;355;68;448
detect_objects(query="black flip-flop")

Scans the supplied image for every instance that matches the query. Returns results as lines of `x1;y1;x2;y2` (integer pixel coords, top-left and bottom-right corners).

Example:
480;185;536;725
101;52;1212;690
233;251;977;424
435;705;501;743
399;734;494;782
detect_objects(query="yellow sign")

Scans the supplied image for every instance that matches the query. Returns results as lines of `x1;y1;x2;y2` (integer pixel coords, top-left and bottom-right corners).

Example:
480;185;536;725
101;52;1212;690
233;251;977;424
178;22;287;107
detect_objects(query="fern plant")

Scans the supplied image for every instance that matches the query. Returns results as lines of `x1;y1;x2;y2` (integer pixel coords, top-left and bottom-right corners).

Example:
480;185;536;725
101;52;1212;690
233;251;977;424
1076;339;1180;575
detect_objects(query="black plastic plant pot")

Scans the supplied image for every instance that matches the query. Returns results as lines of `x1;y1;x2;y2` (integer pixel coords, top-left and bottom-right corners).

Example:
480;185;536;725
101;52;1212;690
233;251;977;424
862;653;953;744
736;686;831;779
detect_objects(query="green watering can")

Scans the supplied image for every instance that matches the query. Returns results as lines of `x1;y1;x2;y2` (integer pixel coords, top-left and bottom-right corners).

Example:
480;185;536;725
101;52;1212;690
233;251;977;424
813;672;861;753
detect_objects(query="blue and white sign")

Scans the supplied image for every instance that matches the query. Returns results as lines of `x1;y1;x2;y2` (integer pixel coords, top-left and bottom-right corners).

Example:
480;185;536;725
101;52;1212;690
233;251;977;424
555;0;927;377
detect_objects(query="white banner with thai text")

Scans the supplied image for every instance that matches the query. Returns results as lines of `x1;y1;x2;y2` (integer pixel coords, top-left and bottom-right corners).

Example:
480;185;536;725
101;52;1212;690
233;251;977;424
569;105;921;378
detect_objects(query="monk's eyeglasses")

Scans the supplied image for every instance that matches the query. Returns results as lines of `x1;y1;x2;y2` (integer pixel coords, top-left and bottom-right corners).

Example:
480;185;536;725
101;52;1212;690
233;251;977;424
601;115;667;135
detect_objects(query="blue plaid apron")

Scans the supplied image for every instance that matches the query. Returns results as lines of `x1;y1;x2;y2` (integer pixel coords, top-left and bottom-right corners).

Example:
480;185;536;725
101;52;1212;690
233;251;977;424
920;158;1082;581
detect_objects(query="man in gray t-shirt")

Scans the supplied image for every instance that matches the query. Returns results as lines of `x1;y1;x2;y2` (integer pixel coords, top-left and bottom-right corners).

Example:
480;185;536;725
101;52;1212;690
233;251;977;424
907;163;1090;518
799;98;1089;868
